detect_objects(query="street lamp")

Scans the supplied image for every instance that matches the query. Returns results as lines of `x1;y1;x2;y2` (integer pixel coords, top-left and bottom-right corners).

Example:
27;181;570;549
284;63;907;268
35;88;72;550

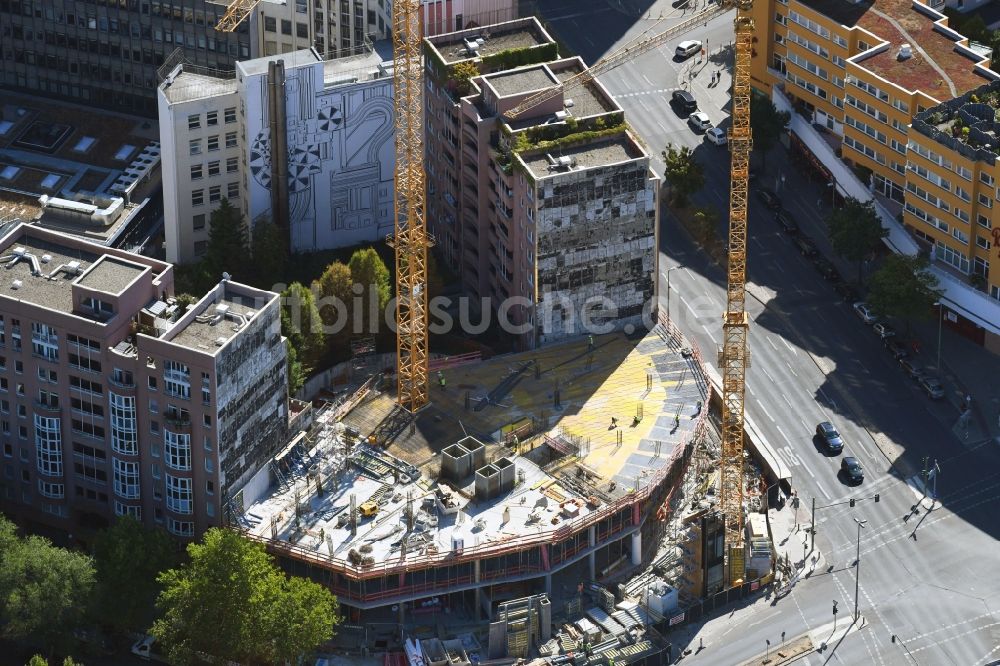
764;639;770;664
853;518;868;623
664;265;684;329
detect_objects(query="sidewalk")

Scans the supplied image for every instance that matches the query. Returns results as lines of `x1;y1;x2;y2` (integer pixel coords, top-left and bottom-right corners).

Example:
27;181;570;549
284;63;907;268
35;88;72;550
766;499;824;598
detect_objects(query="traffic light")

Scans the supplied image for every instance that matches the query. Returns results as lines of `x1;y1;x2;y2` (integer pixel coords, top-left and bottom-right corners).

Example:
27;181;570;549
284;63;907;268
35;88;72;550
850;498;856;507
874;493;880;503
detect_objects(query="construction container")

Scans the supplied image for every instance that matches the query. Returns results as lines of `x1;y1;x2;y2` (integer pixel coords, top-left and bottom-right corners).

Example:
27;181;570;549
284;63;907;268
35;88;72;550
359;501;378;517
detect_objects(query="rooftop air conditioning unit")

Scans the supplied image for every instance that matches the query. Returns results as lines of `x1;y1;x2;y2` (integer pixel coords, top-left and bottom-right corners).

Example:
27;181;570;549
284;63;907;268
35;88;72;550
898;44;912;60
214;336;227;346
12;247;26;257
557;155;573;169
10;280;21;290
41;254;52;263
554;110;569;121
215;303;230;317
66;261;81;274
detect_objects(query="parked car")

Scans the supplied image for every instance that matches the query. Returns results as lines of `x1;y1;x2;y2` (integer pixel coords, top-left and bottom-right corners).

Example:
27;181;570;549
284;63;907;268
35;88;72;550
705;127;728;145
675;39;702;59
835;282;860;302
853;302;877;324
873;322;896;339
671;89;697;115
841;456;864;484
688;111;712;132
884;338;909;360
775;210;799;233
793;235;819;256
132;634;167;662
920;375;946;399
899;357;928;381
816;421;844;454
812;257;839;281
755;187;782;210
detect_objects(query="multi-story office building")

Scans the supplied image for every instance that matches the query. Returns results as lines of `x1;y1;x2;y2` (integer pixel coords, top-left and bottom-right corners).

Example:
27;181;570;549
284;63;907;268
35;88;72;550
158;45;395;263
0;223;287;541
0;0;392;117
749;0;1000;347
420;0;516;36
424;18;659;349
0;0;253;116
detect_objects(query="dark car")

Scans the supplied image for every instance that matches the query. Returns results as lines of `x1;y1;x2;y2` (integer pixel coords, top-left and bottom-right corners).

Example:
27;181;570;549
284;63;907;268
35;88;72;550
899;357;928;381
775;210;799;233
841;456;864;484
812;257;839;280
835;282;861;302
794;235;819;257
920;375;946;399
671;89;698;115
884;338;909;360
755;187;782;211
815;421;844;454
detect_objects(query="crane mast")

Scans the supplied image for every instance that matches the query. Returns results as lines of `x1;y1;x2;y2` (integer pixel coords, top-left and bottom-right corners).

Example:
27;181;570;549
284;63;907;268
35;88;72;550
389;0;432;413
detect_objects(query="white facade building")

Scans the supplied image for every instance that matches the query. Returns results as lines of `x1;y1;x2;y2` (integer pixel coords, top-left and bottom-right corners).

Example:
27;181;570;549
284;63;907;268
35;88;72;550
158;46;395;263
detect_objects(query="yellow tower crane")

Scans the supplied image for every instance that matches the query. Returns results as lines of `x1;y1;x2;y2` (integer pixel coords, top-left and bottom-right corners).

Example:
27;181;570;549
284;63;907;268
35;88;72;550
213;0;261;32
507;3;755;580
388;0;433;413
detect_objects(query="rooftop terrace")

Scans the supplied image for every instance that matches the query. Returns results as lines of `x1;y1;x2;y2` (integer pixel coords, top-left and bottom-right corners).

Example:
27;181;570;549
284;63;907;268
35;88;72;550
796;0;991;98
239;328;708;570
428;17;553;65
520;133;645;179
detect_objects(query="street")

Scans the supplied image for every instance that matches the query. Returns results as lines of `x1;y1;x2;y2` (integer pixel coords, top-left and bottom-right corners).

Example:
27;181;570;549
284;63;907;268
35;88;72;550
533;0;1000;663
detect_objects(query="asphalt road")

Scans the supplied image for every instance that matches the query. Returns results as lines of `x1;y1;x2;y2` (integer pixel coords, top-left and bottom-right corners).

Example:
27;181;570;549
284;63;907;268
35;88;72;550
534;1;1000;663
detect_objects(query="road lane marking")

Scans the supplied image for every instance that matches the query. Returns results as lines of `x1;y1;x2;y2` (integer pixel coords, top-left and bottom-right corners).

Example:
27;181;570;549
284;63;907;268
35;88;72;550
775;424;790;444
782;393;793;408
767;336;778;351
782;337;799;356
762;367;775;383
701;323;718;344
787;361;798;377
814;478;830;498
756;398;775;422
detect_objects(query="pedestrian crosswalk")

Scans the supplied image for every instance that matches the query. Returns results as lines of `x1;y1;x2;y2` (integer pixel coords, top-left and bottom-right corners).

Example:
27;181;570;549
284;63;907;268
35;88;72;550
613;87;679;98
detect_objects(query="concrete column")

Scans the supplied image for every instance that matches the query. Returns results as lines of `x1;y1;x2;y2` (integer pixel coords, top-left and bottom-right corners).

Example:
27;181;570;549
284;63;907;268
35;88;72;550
398;602;405;625
544;573;552;596
631;532;642;566
474;558;483;620
588;525;597;580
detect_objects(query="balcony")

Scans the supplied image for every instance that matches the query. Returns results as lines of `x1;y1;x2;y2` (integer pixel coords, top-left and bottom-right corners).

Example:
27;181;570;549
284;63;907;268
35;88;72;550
108;372;136;389
164;410;192;429
34;399;61;413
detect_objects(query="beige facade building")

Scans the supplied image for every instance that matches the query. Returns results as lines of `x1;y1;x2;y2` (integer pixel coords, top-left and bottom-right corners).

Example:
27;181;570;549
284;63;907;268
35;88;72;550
0;223;287;542
255;0;391;59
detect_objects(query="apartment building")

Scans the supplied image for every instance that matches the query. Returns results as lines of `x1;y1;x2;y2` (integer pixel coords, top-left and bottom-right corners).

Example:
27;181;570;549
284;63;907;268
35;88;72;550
424;19;659;349
420;0;516;36
0;0;253;116
158;45;394;263
254;0;390;59
0;223;287;542
749;0;1000;344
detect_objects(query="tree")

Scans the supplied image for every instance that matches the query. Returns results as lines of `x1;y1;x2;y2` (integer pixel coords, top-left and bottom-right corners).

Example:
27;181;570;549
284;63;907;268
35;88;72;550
449;61;480;97
0;516;95;655
25;657;80;666
661;144;705;208
867;254;943;334
203;198;248;281
281;282;326;367
286;340;305;395
313;261;353;330
249;218;288;289
348;248;391;337
826;197;888;283
750;94;791;171
690;207;719;247
92;516;179;636
152;528;338;665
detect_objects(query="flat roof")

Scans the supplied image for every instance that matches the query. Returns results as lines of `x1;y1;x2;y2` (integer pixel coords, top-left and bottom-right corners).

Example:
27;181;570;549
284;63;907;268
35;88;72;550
487;66;558;97
76;255;147;294
553;60;615;118
428;18;552;65
520;133;644;178
796;0;989;97
161;70;238;104
0;234;100;314
237;48;323;78
240;329;708;566
168;289;263;352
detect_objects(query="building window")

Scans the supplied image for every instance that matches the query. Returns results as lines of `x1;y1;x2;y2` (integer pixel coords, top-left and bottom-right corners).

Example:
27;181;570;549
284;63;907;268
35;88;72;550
163;360;191;398
38;479;64;499
166;474;193;514
206;110;218;126
208;160;220;177
190;164;203;180
224;107;237;124
264;15;276;31
187;114;200;130
296;22;308;38
165;431;192;471
193;213;206;231
189;139;201;156
225;132;237;148
114;501;141;519
209;185;221;203
34;414;63;477
192;189;204;206
30;323;59;362
110;393;138;455
113;458;140;499
168;519;194;537
226;157;239;173
281;19;292;35
977;235;991;250
227;182;239;199
207;135;219;152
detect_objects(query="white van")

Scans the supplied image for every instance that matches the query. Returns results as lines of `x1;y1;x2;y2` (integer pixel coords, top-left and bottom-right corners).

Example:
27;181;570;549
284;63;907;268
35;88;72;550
675;40;702;59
